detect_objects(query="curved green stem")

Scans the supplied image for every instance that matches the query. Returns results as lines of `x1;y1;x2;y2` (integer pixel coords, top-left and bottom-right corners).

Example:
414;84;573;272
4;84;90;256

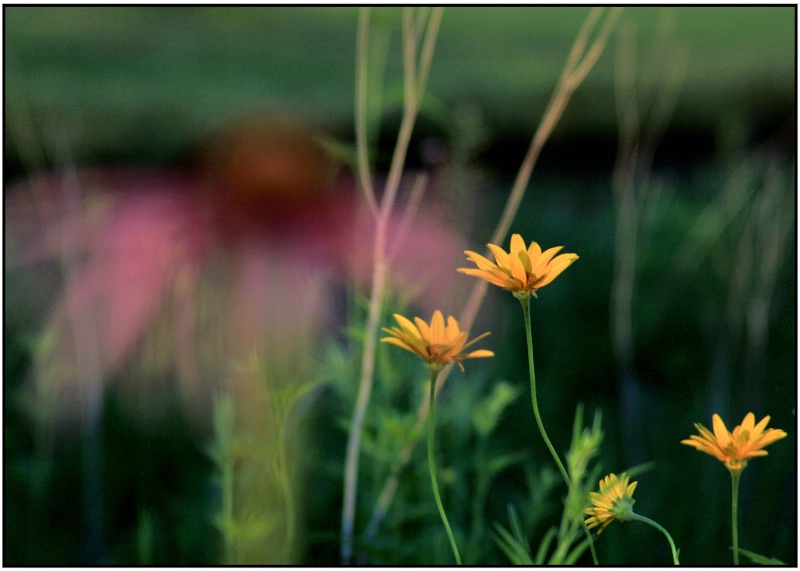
627;512;680;565
519;296;571;487
730;468;741;565
519;296;599;565
427;368;462;565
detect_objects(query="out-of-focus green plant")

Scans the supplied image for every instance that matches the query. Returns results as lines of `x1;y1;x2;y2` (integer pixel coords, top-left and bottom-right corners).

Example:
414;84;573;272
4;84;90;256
207;393;237;563
207;354;321;564
465;381;526;562
493;404;603;565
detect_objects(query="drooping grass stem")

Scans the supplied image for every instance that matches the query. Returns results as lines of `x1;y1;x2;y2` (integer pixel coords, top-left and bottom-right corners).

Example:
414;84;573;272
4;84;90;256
427;367;462;565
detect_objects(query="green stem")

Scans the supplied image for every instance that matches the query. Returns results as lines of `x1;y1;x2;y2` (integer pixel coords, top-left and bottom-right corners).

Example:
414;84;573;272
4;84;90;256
427;368;462;565
277;423;295;561
519;296;571;487
627;512;680;565
222;446;235;564
519;296;599;565
730;468;741;565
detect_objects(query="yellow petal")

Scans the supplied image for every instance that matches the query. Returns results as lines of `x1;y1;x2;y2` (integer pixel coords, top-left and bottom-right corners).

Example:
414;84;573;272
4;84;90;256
430;310;445;345
752;414;771;435
741;412;756;433
695;423;717;444
445;315;460;340
510;233;526;254
449;330;468;354
509;252;528;287
527;241;542;263
517;250;532;273
457;268;514;289
380;336;417;353
712;414;732;448
465;349;494;358
532;245;564;276
532;254;577;289
487;243;510;268
393;314;420;337
462;250;498;271
754;428;787;448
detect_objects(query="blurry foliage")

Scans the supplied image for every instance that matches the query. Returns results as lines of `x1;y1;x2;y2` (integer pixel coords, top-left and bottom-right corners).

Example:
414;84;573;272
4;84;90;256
4;162;793;564
4;6;794;177
494;404;604;565
4;6;796;566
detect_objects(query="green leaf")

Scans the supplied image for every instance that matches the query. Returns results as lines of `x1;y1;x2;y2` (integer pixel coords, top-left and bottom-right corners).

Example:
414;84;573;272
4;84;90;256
492;504;534;565
564;537;591;565
492;524;533;565
487;452;528;478
472;380;523;436
534;527;557;565
622;461;657;480
735;548;785;565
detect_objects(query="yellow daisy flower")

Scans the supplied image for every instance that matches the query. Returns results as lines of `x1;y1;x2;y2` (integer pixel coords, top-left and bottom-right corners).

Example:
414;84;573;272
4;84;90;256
381;310;493;372
681;412;787;471
585;472;637;534
457;233;578;297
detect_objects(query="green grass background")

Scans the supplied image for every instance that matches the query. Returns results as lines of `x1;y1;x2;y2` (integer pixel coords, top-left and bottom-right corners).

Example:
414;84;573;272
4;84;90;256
4;6;796;566
5;6;794;166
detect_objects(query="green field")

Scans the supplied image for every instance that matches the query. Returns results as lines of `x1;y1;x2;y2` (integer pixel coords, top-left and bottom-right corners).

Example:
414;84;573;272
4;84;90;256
5;6;794;165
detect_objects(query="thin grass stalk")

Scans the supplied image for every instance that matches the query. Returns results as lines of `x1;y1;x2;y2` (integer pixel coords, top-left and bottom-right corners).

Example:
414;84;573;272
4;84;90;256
362;8;622;545
745;162;794;373
354;8;378;217
610;16;686;465
341;8;443;564
388;173;429;261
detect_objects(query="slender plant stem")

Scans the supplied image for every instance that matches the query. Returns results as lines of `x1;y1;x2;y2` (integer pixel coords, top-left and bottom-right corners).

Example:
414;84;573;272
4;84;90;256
340;9;383;564
221;437;235;564
341;8;442;563
354;7;378;217
627;512;680;565
276;422;295;561
427;368;462;565
730;469;741;565
361;8;622;546
520;295;599;565
520;296;572;489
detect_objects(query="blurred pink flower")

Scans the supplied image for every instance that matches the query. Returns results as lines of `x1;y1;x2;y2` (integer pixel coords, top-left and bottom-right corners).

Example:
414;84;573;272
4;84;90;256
5;119;470;432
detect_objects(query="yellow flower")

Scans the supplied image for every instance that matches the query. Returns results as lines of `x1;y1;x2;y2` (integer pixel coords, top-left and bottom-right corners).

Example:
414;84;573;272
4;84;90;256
681;412;787;471
584;472;638;534
457;233;578;297
381;310;493;372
